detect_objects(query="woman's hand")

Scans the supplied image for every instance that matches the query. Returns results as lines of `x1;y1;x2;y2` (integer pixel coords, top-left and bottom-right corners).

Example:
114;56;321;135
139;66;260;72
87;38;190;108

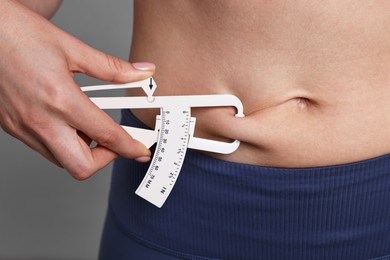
0;0;155;180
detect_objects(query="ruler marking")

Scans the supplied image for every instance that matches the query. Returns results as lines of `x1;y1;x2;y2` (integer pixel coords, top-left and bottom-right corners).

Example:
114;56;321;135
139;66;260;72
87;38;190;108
135;106;191;207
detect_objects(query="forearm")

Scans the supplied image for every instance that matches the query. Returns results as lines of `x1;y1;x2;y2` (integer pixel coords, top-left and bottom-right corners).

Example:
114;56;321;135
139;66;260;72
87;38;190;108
15;0;62;19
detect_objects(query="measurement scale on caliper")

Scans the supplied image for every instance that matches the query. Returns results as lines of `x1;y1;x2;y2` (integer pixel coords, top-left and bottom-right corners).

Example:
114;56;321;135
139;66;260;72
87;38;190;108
81;78;244;207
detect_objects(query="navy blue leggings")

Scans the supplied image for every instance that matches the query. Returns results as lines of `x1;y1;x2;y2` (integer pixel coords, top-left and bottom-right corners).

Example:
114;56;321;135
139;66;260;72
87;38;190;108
99;109;390;260
99;209;182;260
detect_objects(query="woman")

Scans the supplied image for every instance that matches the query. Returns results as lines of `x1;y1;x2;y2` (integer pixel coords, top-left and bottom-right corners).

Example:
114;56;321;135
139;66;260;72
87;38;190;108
2;0;390;259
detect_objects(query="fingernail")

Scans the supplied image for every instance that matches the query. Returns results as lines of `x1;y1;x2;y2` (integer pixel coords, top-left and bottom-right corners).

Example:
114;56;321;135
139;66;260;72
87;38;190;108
132;62;156;71
135;156;151;163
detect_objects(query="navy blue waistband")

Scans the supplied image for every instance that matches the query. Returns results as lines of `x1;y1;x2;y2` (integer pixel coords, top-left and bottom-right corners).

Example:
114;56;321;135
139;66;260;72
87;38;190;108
107;109;390;259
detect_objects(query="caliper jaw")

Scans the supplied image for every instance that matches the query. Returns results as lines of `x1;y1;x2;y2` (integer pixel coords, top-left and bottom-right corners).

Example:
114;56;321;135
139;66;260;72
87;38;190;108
81;77;245;207
81;77;157;99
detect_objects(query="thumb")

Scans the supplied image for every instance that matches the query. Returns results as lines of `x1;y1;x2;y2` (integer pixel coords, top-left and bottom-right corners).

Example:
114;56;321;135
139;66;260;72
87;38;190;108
69;44;155;83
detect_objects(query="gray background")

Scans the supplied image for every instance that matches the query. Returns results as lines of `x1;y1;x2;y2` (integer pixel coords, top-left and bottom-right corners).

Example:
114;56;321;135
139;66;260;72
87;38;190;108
0;1;134;259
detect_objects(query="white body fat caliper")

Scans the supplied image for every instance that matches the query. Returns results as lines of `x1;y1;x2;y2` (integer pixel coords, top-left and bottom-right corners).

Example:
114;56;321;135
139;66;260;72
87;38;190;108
81;78;245;207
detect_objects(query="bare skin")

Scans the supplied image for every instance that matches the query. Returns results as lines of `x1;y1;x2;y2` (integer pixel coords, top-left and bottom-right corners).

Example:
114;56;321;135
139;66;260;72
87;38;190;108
0;0;155;180
2;0;390;176
129;0;390;167
16;0;63;18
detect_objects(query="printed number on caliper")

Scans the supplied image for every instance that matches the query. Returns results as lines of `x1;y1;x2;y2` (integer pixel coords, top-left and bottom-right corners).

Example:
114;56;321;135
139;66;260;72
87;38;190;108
81;78;244;207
